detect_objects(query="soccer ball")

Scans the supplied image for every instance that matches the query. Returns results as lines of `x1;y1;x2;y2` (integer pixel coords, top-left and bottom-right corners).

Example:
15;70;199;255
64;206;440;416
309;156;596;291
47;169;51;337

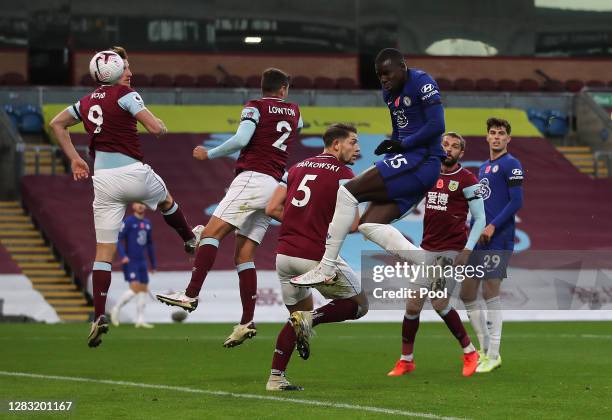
171;310;188;323
89;51;124;85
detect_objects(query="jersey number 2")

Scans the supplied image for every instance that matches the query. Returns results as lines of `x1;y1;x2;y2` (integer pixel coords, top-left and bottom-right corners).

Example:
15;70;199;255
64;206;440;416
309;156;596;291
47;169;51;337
88;105;103;134
291;174;317;207
272;121;291;151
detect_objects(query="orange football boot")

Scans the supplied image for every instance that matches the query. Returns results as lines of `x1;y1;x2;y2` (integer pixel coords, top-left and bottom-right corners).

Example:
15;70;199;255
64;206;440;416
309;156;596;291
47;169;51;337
387;359;415;376
462;351;478;377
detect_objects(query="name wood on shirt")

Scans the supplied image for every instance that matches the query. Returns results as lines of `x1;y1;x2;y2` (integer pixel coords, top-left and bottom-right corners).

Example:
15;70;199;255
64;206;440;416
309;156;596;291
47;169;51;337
268;106;296;116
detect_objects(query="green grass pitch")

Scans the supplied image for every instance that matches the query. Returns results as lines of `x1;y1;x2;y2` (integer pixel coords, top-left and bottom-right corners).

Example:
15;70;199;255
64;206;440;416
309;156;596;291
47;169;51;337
0;322;610;419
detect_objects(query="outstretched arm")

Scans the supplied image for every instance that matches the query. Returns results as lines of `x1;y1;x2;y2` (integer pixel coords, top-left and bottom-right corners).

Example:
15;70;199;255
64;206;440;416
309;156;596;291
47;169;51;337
399;103;445;150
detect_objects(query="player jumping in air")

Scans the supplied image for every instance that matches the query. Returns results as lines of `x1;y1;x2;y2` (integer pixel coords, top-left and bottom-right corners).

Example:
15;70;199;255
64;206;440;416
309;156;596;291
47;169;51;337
386;132;486;377
156;68;303;348
111;202;157;329
49;46;200;348
291;48;446;287
264;124;367;391
460;118;524;373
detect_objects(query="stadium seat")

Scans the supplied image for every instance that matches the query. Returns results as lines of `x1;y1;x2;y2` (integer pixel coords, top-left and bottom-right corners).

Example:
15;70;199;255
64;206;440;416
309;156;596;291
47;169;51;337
197;74;218;88
475;78;496;91
527;108;548;135
497;79;518;91
130;73;150;87
79;74;96;86
173;74;196;87
608;80;612;88
313;76;336;90
3;104;20;131
542;79;565;92
518;78;540;92
2;72;26;86
585;80;605;88
436;77;453;91
291;75;313;89
245;75;261;88
222;75;244;88
564;79;584;93
18;105;44;134
150;73;174;87
336;77;358;90
547;110;569;137
453;78;476;91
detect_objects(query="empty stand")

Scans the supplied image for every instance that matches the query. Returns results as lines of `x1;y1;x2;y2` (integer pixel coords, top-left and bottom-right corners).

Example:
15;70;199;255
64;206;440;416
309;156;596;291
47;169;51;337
497;79;518;91
453;78;475;91
565;79;584;92
130;73;150;87
245;75;261;88
2;72;26;86
173;74;196;87
291;75;313;89
197;74;218;88
313;76;336;90
222;75;244;88
518;78;540;92
336;77;358;90
475;78;496;91
150;73;174;87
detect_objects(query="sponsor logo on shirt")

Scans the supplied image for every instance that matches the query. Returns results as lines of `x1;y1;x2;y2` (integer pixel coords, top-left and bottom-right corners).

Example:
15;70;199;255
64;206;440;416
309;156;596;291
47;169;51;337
479;178;492;200
393;109;409;128
421;84;435;94
426;191;449;211
512;168;522;176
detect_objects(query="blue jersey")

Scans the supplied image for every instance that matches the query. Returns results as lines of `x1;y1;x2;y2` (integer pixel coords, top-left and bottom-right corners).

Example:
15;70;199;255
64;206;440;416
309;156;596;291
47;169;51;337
477;152;524;242
382;68;446;165
117;215;156;269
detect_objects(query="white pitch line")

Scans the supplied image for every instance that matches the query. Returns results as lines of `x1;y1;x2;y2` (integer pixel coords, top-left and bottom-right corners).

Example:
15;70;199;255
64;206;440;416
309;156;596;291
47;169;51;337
0;371;468;420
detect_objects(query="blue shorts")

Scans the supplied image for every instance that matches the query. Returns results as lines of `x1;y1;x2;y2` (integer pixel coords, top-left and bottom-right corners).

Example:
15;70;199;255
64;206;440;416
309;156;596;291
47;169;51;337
123;261;150;284
470;236;514;280
375;154;441;215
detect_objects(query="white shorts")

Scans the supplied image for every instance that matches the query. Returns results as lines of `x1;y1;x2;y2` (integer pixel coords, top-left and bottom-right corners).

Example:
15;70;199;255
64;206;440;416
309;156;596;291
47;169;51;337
276;254;361;306
409;250;459;292
212;171;277;244
92;162;168;243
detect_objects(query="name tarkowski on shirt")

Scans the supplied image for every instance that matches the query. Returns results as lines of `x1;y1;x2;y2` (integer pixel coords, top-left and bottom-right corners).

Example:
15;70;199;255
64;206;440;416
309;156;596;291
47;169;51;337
296;161;341;172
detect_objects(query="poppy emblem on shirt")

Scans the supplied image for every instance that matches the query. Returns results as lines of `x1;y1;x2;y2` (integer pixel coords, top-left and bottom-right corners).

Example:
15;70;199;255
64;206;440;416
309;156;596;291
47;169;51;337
394;96;401;107
140;222;145;229
448;180;459;191
485;165;491;173
436;179;444;189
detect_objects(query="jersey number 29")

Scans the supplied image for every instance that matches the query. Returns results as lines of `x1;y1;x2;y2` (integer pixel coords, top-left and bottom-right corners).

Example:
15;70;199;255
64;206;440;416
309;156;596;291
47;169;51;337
291;174;317;207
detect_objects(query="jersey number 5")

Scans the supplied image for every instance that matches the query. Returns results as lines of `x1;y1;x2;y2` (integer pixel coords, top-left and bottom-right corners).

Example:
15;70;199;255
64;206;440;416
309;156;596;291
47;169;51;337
272;121;291;151
88;105;103;134
291;174;317;207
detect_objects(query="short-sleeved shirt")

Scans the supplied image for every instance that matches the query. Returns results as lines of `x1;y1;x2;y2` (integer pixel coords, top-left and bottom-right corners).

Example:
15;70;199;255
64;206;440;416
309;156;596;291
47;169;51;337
277;154;354;261
235;97;302;181
477;153;524;240
421;165;480;252
70;84;147;162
